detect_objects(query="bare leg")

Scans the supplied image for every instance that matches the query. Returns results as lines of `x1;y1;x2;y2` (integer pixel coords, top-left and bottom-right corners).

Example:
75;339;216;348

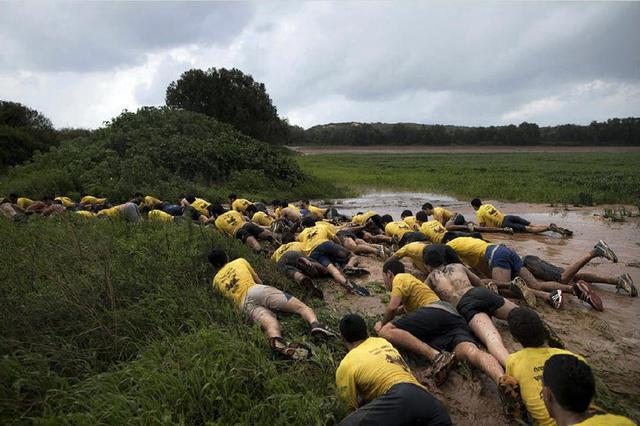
257;310;282;339
344;237;378;255
245;236;262;252
379;323;439;361
277;297;318;324
257;229;275;241
559;250;597;283
574;272;618;286
326;264;348;286
468;313;510;367
524;225;551;234
519;268;572;293
363;231;393;244
454;342;504;384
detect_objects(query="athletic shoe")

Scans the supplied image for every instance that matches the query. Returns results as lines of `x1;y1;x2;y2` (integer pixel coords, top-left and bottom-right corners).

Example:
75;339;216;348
270;337;311;361
467;223;475;232
617;273;638;297
593;240;618;263
502;227;515;234
310;321;336;338
572;280;604;311
510;277;537;308
546;290;563;310
550;223;573;237
484;281;499;294
430;351;456;386
343;265;370;277
300;276;324;299
543;321;565;349
376;245;388;261
346;280;371;296
498;375;525;420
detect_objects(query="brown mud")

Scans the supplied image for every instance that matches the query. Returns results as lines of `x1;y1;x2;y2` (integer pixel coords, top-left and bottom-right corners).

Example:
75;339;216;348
289;145;640;154
313;192;640;425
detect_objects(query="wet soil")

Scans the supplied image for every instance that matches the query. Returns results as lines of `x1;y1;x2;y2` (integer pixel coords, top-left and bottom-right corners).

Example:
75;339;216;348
314;192;640;425
289;145;640;155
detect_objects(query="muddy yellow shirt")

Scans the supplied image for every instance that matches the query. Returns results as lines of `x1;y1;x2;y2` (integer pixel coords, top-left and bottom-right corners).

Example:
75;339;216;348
420;220;448;244
81;195;107;205
96;207;120;217
54;196;75;207
148;210;174;222
336;337;425;409
141;196;162;209
75;210;96;218
191;198;211;217
352;211;378;226
446;237;490;270
432;207;454;225
385;221;412;239
308;204;328;217
393;242;429;274
403;216;419;230
271;242;305;262
231;198;252;213
574;414;636;426
17;197;34;209
212;258;258;308
315;221;339;234
214;211;246;236
298;225;336;255
252;211;273;226
391;273;439;312
476;204;505;228
506;348;585;426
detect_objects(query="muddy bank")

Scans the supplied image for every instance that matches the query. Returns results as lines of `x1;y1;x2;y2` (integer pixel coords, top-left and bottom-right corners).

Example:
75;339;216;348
315;192;640;425
288;145;640;155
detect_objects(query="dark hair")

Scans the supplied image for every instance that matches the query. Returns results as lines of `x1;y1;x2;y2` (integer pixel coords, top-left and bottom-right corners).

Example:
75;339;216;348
208;248;228;269
271;199;280;207
424;249;445;267
415;211;429;223
8;193;18;202
185;195;196;203
228;193;237;200
245;204;258;216
301;199;310;205
278;200;289;208
508;308;546;348
382;259;405;275
42;194;54;202
134;192;144;198
543;355;595;413
301;215;318;228
422;202;433;211
208;202;226;217
400;209;413;218
380;214;393;225
471;198;482;208
339;314;368;343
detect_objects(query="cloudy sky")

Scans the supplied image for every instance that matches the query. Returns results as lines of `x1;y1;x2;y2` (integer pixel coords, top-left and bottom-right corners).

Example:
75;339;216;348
1;1;638;129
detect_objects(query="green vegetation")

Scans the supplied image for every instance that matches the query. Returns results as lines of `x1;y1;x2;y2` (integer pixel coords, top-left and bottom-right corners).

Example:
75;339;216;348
297;152;640;205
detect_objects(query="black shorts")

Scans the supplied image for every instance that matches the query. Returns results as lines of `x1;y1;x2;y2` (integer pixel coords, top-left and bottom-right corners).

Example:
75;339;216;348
441;231;482;243
393;307;478;352
339;383;452;426
253;202;267;213
399;231;429;247
310;241;349;267
456;287;506;323
523;255;564;282
451;213;466;226
501;215;531;232
337;229;359;240
368;214;384;230
236;222;264;242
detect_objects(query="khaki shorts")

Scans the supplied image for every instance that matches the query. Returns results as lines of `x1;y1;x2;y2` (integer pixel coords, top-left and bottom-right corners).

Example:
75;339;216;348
241;284;292;324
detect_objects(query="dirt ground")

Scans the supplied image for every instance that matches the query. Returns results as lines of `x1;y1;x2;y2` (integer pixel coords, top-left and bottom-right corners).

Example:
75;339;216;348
312;192;640;425
289;145;640;154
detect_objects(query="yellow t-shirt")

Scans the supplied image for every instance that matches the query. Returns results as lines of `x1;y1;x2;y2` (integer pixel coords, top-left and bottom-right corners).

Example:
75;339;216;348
252;211;273;226
385;221;412;239
446;237;490;270
96;207;120;217
506;347;585;426
212;258;258;307
17;197;34;209
420;220;448;244
271;242;305;262
308;204;328;217
432;207;454;225
231;199;252;213
298;225;336;255
275;204;300;219
315;221;339;234
214;210;246;236
403;216;419;230
75;210;96;218
391;273;439;312
574;414;636;426
81;195;107;205
393;242;428;274
191;198;211;217
54;196;75;207
141;196;162;209
148;210;174;222
352;211;378;226
336;337;425;409
476;204;505;228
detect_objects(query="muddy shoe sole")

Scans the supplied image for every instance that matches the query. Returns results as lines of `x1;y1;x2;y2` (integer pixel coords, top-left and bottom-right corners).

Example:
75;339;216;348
510;277;537;308
430;351;456;386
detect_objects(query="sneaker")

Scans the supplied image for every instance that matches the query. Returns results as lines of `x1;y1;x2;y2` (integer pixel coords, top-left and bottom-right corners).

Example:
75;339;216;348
617;273;638;297
430;351;456;386
484;281;499;294
550;223;573;237
498;375;525;420
300;276;324;299
502;227;515;234
270;337;311;361
572;280;604;311
467;223;475;232
345;280;370;296
343;265;370;277
546;290;563;310
510;277;537;308
543;321;565;349
375;245;388;261
310;321;336;338
593;240;618;263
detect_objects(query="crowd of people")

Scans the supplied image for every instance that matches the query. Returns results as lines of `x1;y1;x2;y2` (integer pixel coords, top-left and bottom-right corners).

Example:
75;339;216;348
1;191;637;425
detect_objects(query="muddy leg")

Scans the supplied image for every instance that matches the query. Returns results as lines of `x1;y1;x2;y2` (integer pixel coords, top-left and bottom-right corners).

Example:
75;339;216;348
379;323;439;361
468;313;510;366
454;342;504;383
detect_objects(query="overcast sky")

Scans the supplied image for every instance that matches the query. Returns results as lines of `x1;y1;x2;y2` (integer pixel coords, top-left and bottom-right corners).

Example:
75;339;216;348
1;1;638;129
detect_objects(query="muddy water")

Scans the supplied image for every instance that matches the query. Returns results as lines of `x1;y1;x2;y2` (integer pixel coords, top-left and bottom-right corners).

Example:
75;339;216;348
317;191;640;425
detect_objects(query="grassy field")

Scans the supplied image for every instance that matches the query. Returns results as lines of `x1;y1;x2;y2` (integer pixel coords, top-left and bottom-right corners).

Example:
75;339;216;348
297;152;640;205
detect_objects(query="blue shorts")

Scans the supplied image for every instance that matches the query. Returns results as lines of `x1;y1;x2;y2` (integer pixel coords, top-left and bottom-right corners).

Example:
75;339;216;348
162;204;183;216
310;241;349;267
501;215;530;232
485;244;522;278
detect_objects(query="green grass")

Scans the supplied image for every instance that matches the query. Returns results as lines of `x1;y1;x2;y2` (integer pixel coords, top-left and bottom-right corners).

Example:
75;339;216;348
297;152;640;205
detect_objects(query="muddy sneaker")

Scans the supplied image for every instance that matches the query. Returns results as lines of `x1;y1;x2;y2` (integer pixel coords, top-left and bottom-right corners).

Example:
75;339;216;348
297;257;319;278
572;280;604;311
345;280;371;296
300;276;324;299
510;277;537;308
310;321;336;338
343;265;370;277
430;351;456;386
502;227;515;234
484;281;499;294
270;337;312;361
617;273;638;297
593;240;618;263
546;290;563;310
376;245;388;261
543;321;565;349
550;223;573;237
498;375;525;420
467;223;475;232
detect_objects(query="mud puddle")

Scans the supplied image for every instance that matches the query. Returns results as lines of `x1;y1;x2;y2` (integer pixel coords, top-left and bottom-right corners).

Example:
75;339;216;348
315;191;640;424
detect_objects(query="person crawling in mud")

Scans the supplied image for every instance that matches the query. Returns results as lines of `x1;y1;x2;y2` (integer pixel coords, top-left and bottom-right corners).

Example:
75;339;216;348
304;216;388;260
414;211;483;244
375;260;522;413
336;314;452;426
271;241;325;299
382;214;430;247
386;242;461;276
542;355;636;426
421;202;513;234
209;248;334;361
207;203;277;253
350;211;394;244
471;198;572;236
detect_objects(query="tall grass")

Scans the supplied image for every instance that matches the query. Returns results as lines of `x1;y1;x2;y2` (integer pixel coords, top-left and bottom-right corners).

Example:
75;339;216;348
297;152;640;205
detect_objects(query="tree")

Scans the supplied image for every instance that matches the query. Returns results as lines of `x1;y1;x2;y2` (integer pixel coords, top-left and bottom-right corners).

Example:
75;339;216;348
165;68;289;144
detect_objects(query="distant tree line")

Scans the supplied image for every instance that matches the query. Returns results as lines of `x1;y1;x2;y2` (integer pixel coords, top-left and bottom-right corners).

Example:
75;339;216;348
287;118;640;146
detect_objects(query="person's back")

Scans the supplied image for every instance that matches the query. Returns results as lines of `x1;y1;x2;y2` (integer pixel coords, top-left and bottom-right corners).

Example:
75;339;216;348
298;225;335;255
212;258;257;307
392;273;439;313
392;241;428;273
271;241;305;262
446;237;490;270
426;263;473;307
385;221;412;239
231;198;252;213
252;211;273;226
215;210;246;236
476;203;504;228
191;197;211;217
432;207;453;225
420;220;448;243
352;211;377;226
